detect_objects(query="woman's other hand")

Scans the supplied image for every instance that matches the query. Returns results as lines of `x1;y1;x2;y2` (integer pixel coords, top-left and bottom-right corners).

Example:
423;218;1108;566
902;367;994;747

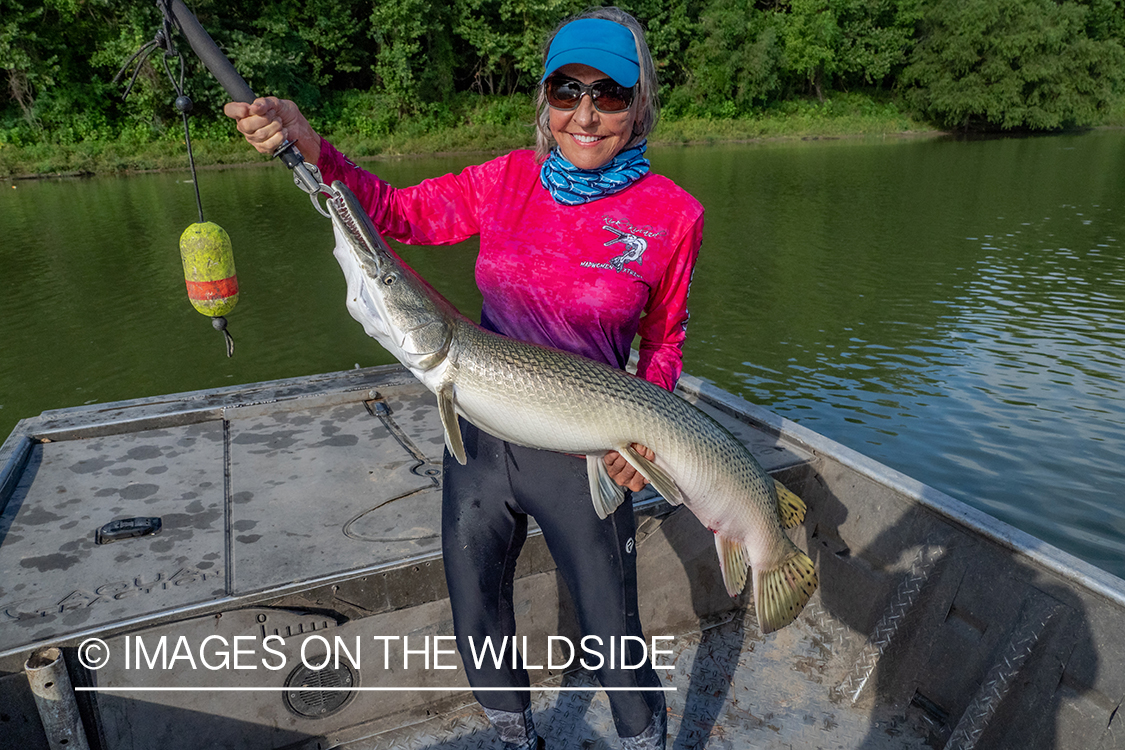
223;97;321;164
604;444;653;492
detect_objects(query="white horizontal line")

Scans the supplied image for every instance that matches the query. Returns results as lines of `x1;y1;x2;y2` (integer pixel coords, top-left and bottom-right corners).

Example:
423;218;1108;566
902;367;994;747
76;686;675;692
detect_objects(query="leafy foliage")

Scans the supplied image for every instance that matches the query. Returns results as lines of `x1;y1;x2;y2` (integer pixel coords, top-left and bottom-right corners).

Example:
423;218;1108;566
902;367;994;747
779;0;842;100
668;0;783;116
667;0;925;114
833;0;923;86
1;0;1123;147
903;0;1125;129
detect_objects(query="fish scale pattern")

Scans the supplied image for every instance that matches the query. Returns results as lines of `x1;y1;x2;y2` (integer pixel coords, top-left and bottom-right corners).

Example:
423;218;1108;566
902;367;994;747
454;323;781;547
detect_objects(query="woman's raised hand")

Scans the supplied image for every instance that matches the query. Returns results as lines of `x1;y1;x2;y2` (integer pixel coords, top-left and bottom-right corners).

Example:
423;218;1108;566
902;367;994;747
223;97;321;164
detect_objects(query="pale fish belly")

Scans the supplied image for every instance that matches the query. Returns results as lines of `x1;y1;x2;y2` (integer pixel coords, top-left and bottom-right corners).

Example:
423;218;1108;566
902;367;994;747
450;360;686;470
452;362;786;558
671;447;787;561
450;375;626;455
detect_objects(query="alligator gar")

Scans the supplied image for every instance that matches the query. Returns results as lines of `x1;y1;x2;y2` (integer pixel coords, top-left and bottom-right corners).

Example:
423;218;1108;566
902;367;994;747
326;181;817;633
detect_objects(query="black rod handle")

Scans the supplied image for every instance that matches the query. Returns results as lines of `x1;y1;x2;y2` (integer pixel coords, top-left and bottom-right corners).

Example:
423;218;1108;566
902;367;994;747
166;0;255;103
163;0;319;194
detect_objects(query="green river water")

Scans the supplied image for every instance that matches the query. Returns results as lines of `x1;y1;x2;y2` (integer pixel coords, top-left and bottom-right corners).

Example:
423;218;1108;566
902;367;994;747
2;130;1124;577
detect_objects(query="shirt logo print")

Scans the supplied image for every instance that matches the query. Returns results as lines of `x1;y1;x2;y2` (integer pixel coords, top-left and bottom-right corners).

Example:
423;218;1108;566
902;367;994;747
603;225;648;272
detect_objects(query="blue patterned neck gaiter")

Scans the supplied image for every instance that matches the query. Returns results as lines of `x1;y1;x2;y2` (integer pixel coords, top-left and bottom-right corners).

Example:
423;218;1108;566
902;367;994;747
539;140;650;205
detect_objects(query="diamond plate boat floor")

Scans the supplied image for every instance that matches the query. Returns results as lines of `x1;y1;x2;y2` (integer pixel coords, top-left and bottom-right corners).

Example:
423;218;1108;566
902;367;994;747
332;605;936;750
5;367;1125;750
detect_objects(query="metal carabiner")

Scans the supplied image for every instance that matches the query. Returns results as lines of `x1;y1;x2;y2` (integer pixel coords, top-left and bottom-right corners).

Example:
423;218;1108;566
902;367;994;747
273;141;339;218
294;163;338;219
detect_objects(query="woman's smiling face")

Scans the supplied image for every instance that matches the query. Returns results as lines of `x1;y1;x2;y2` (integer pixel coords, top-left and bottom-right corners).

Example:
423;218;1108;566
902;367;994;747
548;63;637;170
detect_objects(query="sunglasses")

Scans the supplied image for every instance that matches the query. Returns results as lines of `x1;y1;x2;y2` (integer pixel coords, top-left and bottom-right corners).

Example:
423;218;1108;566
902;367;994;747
545;75;635;113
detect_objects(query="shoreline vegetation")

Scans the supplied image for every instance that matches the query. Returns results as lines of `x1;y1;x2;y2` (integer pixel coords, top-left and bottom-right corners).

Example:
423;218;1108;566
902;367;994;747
3;91;1123;180
4;1;1124;180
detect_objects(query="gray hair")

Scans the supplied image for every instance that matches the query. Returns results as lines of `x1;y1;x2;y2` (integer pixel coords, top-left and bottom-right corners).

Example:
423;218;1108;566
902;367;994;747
534;7;660;162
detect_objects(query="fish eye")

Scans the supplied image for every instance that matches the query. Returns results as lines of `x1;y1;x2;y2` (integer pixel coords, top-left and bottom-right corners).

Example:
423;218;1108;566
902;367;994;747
382;274;396;285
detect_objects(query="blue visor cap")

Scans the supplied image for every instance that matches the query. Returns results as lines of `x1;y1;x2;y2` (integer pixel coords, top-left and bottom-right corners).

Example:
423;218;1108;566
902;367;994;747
541;19;640;88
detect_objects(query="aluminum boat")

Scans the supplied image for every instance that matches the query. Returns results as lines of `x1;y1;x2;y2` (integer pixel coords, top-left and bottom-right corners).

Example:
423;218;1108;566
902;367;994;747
1;365;1122;749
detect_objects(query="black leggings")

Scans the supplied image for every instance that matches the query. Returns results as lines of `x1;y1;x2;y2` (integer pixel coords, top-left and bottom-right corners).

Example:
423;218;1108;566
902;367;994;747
442;420;663;738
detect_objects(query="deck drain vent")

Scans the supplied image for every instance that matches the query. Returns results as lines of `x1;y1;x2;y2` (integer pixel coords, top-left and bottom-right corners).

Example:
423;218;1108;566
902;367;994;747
283;660;356;719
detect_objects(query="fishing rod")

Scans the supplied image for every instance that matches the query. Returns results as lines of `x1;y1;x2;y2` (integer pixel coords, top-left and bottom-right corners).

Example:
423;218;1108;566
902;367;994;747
160;0;334;214
114;1;337;357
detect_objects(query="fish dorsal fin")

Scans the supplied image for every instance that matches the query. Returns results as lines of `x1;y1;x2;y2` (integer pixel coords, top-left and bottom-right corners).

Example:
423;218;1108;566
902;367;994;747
619;444;684;506
714;533;750;598
586;454;626;520
774;479;807;529
436;384;466;465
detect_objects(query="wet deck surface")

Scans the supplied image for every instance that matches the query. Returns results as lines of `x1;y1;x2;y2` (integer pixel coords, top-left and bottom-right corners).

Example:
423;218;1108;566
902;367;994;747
5;367;1125;750
0;368;809;658
336;603;935;750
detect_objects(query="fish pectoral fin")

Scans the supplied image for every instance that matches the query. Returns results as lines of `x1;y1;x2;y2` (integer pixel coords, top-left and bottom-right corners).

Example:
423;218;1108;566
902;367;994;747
587;454;626;520
774;479;807;529
619;444;684;506
753;550;818;635
437;385;466;465
714;534;750;598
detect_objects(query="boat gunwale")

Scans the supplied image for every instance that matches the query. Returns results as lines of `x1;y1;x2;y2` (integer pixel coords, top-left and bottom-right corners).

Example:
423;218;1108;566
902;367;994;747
677;372;1125;611
3;365;1124;662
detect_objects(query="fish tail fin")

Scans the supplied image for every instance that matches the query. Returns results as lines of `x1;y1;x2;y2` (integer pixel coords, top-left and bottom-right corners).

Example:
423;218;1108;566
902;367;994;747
773;478;807;529
714;534;750;598
753;549;818;634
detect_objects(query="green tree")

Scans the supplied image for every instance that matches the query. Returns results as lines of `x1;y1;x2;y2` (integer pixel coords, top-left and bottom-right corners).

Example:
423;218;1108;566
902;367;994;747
778;0;841;100
620;0;699;89
456;0;524;95
833;0;923;87
903;0;1125;130
1;0;52;130
668;0;783;116
773;0;919;98
3;0;1123;148
370;0;458;113
1078;0;1125;43
454;0;587;95
1;0;122;142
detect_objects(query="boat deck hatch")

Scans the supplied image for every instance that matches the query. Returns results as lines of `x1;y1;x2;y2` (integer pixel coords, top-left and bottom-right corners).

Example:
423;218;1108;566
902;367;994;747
0;367;810;659
6;367;1120;749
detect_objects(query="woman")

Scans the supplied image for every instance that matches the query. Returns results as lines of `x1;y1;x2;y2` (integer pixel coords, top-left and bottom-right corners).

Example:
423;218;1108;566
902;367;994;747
226;8;703;749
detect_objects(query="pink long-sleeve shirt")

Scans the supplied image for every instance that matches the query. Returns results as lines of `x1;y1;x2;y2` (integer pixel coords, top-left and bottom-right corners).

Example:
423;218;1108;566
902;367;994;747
318;142;704;391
